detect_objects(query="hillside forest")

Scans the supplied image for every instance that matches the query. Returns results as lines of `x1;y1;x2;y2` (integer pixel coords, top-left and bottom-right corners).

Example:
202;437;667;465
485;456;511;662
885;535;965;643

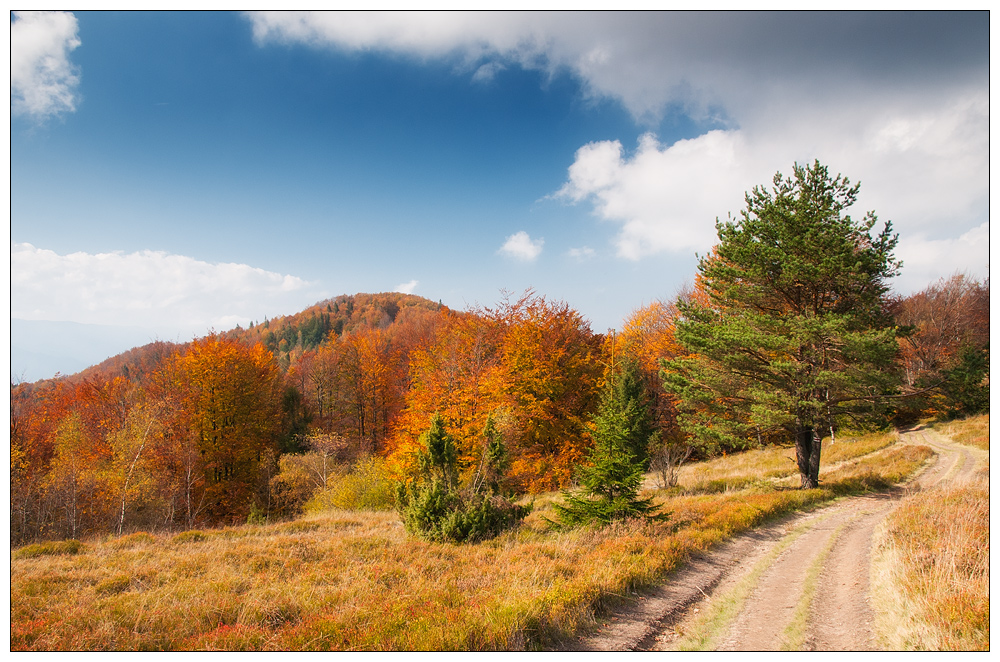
10;164;990;545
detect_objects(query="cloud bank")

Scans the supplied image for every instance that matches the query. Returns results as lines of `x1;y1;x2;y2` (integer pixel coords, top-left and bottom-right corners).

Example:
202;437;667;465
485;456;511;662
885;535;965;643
11;243;325;336
11;11;82;120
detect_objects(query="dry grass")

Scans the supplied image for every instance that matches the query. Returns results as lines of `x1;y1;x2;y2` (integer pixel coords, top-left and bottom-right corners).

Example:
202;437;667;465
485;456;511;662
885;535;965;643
871;477;989;650
679;431;899;492
934;414;989;451
11;432;931;651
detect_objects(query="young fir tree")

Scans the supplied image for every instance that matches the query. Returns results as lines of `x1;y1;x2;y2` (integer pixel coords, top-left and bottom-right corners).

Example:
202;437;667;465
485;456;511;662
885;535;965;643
553;359;667;526
396;414;529;543
663;161;902;488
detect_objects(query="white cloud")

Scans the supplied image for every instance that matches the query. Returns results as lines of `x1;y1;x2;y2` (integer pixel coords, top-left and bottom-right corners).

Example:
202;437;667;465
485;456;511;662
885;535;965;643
11;243;325;336
498;231;544;261
11;11;81;120
558;131;751;259
395;279;419;294
893;222;990;295
557;91;988;287
567;246;595;260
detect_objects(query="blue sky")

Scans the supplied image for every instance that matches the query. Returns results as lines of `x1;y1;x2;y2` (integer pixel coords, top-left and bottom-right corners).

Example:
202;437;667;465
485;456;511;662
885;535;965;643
10;11;991;380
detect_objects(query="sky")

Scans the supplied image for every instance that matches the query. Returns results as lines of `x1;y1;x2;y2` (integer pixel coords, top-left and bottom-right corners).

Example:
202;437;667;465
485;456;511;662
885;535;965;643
9;10;992;381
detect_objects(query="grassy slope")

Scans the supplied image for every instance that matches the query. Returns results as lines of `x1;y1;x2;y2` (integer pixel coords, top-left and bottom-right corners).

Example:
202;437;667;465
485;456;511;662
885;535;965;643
871;414;990;651
11;433;932;651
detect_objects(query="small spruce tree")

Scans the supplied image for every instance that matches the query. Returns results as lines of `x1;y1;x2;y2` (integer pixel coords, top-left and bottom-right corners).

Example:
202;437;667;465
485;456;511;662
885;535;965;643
553;360;667;527
396;414;530;542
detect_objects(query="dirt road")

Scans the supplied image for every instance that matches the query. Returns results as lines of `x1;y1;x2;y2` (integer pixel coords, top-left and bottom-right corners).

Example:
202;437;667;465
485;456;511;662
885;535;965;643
569;428;984;651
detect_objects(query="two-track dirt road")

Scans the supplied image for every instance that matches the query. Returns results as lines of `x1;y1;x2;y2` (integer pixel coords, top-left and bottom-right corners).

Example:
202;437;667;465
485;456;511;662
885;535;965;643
568;428;985;651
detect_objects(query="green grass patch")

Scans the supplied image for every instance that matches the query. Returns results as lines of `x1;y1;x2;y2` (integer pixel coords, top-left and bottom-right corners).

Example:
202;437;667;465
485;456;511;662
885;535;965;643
13;539;88;560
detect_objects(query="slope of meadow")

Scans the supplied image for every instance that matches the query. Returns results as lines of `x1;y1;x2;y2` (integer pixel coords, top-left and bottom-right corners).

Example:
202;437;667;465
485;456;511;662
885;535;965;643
11;433;932;651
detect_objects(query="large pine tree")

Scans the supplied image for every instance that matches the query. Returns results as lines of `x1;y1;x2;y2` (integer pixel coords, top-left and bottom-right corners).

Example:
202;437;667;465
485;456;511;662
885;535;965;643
663;161;902;488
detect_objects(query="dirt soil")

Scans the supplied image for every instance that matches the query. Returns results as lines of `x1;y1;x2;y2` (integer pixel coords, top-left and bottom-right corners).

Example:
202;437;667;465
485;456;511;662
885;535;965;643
564;427;983;652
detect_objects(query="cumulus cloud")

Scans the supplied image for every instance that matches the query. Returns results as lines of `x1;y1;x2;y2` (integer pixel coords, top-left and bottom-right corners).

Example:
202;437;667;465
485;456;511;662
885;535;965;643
395;279;419;294
557;131;751;259
568;246;596;260
498;231;544;261
11;11;82;120
11;243;325;336
557;90;988;273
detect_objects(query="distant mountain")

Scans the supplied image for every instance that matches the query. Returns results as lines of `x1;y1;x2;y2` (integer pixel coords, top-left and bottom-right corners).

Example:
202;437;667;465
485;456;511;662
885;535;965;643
12;293;447;384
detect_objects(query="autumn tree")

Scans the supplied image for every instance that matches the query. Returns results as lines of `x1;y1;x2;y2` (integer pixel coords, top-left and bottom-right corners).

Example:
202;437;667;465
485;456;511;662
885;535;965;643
497;293;603;491
664;161;902;488
106;401;163;535
44;412;108;539
388;292;602;494
891;273;989;418
160;335;284;523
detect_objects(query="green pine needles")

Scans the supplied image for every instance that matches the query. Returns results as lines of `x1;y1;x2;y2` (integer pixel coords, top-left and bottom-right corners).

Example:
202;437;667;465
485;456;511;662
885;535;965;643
553;358;668;527
396;414;530;543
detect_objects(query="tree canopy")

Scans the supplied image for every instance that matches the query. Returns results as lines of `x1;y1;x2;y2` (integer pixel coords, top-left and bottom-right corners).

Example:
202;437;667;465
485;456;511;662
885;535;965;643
663;161;902;488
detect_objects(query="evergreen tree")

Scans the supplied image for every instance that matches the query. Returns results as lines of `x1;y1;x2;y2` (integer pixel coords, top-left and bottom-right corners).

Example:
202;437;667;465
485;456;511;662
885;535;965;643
553;360;666;526
939;343;990;418
396;415;529;542
663;161;901;488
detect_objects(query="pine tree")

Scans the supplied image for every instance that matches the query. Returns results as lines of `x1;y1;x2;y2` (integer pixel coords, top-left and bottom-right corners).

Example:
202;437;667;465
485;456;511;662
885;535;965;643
663;161;902;488
553;360;666;526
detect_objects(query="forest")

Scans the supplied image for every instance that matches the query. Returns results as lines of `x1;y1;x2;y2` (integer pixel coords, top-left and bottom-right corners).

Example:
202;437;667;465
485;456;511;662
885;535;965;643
10;164;990;545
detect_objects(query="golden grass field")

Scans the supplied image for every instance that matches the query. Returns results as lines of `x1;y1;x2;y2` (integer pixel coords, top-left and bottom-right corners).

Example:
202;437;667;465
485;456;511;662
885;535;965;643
10;431;940;651
872;414;990;651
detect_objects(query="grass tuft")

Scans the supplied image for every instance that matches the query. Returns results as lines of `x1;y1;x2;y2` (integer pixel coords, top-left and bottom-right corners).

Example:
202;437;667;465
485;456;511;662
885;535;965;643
13;539;88;560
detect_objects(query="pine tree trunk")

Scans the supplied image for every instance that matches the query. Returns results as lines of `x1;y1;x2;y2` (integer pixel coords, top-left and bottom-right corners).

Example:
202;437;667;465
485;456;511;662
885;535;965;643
796;423;820;489
808;426;822;487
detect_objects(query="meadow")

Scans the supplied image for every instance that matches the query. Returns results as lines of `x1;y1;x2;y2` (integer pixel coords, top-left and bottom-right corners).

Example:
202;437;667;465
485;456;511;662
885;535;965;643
11;431;933;651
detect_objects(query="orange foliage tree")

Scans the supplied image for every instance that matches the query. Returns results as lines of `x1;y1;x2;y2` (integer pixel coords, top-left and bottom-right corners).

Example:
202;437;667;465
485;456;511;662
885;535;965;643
893;273;989;389
388;292;603;493
158;335;284;524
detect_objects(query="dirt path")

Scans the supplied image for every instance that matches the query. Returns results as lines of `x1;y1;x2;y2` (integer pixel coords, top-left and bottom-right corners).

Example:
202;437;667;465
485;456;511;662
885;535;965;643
568;428;982;652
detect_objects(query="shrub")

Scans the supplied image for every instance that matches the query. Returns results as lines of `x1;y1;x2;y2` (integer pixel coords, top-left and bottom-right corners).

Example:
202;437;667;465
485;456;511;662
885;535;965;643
396;415;529;543
305;455;396;512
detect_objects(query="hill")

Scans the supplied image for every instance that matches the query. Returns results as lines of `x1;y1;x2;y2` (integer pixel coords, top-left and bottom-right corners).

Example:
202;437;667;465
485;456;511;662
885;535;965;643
24;292;447;387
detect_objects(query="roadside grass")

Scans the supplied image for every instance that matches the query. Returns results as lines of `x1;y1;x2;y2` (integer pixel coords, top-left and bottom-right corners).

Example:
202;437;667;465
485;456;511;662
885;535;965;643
11;432;932;651
871;478;989;650
871;415;989;651
933;414;989;451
